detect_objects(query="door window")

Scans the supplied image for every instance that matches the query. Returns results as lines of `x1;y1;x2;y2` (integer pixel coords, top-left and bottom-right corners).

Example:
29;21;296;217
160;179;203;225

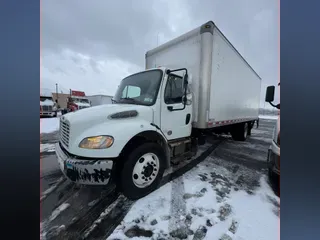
164;74;183;104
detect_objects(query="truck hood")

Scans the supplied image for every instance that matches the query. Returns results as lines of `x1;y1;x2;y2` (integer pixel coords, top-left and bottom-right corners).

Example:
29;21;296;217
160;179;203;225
40;99;54;106
63;104;154;130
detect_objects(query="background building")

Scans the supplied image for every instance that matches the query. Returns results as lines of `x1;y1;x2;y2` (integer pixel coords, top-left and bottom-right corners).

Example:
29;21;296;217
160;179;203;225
52;93;69;109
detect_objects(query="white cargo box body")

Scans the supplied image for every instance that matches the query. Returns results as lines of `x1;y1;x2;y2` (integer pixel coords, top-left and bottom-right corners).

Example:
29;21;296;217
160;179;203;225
146;21;261;129
87;95;113;106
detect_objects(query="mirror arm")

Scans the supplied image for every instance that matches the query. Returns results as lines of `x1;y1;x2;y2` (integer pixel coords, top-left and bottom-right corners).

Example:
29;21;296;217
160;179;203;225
268;101;280;110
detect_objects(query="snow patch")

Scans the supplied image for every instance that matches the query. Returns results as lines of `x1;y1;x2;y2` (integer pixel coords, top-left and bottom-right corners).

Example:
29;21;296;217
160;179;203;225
259;115;278;120
40;117;60;133
109;184;172;239
40;144;55;153
223;177;279;240
83;195;126;239
40;177;65;202
49;203;70;222
109;156;279;240
40;99;54;106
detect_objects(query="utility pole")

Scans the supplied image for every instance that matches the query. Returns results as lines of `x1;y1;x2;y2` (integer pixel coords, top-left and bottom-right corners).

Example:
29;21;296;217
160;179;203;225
55;83;59;105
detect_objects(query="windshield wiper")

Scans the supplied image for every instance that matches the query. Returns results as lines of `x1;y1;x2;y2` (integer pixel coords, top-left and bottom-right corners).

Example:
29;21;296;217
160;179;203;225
120;97;138;103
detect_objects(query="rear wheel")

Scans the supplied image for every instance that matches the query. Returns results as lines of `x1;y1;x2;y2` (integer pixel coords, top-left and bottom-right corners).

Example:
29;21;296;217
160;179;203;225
247;121;254;136
231;122;249;141
120;142;166;200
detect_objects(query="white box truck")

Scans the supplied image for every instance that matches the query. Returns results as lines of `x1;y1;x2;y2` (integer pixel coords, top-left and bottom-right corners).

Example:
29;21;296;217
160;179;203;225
87;95;113;106
55;21;261;200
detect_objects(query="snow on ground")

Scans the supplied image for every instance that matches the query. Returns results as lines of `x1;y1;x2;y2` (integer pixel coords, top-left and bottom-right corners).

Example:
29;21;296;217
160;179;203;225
109;155;279;240
259;115;278;120
40;143;55;153
40;117;60;134
41;202;70;240
49;203;70;222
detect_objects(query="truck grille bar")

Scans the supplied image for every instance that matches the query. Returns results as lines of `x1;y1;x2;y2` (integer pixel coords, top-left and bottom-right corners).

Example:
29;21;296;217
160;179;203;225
41;105;53;111
60;119;70;148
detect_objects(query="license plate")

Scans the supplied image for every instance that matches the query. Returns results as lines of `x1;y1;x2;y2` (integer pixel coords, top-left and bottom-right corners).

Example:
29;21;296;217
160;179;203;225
66;162;73;170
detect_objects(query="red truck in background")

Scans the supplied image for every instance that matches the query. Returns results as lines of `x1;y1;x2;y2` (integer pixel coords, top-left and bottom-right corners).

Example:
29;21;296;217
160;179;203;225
62;90;91;114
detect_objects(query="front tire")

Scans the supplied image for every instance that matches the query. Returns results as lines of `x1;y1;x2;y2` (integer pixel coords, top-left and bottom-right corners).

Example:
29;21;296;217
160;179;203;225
268;168;280;197
231;122;249;141
120;142;166;200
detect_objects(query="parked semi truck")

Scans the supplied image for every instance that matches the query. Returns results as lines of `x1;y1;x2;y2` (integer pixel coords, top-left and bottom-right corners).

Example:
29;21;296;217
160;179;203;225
40;89;57;118
62;90;91;114
265;83;280;185
55;21;261;200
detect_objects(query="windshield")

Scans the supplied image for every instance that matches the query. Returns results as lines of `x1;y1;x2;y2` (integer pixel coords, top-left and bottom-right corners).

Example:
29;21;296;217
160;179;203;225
40;96;52;102
113;69;163;106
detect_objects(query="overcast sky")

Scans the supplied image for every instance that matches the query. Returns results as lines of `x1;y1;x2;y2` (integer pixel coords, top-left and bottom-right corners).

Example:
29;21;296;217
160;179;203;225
41;0;279;107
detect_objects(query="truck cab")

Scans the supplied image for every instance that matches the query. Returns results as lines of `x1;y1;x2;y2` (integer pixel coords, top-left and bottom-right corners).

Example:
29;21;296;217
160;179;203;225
40;95;57;118
66;90;91;112
67;97;91;111
56;67;194;199
265;84;280;188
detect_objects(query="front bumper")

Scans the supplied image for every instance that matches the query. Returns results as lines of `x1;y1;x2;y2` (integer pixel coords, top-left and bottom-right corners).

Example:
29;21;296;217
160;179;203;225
40;112;55;117
55;143;114;185
267;140;280;175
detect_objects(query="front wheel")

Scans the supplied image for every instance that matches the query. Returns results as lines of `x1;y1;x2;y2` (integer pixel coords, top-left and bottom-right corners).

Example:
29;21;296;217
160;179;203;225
268;168;280;197
120;142;166;200
231;122;248;141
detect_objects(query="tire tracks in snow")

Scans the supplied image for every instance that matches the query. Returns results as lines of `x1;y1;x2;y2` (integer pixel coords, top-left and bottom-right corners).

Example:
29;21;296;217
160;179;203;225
84;140;223;239
41;138;224;240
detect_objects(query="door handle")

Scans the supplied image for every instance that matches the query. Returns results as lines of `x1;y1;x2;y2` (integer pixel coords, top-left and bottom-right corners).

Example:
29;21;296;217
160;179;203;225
185;114;191;124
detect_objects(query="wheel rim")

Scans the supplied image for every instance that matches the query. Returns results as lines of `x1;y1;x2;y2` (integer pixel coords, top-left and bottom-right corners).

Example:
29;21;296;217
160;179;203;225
132;153;160;188
244;123;248;138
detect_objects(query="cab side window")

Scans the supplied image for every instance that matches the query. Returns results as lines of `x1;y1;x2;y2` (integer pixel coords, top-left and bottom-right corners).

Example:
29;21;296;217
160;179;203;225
164;75;183;104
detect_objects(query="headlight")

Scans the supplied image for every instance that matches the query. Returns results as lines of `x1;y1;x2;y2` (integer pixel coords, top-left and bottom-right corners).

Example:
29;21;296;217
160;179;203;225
79;135;114;149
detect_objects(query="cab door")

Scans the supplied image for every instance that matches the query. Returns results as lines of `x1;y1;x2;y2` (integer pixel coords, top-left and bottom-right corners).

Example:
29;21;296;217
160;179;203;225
160;73;192;140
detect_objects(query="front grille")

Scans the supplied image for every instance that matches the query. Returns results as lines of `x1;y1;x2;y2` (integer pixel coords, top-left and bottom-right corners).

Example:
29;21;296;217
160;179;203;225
42;105;52;111
60;119;70;148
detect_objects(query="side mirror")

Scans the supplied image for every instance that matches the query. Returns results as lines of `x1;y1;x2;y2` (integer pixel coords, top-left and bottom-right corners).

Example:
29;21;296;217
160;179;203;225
265;86;275;102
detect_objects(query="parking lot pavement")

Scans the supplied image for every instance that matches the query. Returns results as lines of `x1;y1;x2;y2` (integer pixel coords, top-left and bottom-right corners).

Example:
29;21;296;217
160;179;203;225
40;118;278;240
